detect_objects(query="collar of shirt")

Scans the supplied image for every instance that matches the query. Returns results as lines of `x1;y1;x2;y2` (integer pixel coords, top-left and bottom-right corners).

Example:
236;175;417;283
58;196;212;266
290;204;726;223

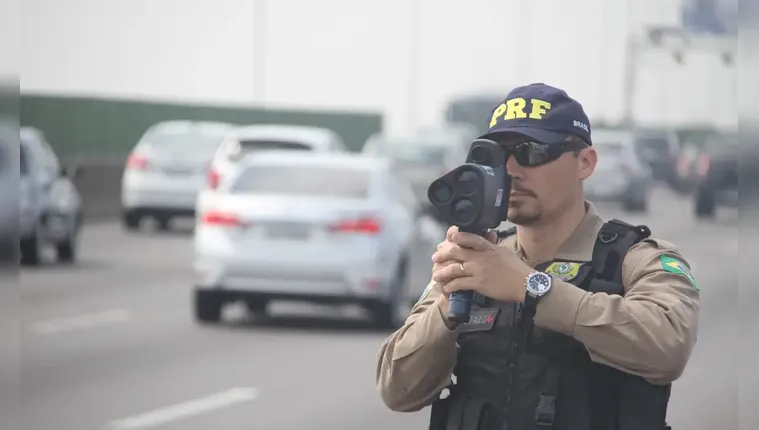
500;201;605;266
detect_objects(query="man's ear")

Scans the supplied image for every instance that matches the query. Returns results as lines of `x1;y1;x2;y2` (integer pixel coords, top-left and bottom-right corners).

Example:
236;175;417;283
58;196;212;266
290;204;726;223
578;147;597;180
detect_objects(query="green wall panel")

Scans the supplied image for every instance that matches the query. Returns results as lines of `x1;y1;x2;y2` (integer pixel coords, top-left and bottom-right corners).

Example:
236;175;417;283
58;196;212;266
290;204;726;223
20;94;384;162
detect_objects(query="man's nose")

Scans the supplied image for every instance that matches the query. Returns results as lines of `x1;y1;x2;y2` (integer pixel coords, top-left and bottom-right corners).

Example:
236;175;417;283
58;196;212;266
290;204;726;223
506;155;525;180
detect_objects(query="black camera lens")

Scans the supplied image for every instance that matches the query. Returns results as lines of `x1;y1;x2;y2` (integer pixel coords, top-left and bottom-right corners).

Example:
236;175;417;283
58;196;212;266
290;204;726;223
456;170;478;195
453;199;476;224
429;182;453;203
470;145;490;164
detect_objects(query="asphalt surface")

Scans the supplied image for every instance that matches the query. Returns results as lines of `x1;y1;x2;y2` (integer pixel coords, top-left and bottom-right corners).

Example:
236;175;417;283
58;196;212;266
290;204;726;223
8;187;750;430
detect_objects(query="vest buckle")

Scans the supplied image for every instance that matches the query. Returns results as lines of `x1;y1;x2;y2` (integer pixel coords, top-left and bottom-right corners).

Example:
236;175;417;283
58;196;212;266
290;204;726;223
535;394;556;428
598;231;618;244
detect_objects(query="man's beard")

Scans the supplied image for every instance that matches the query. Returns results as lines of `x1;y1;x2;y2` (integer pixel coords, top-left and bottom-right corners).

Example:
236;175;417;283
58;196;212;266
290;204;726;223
506;204;541;226
507;182;541;225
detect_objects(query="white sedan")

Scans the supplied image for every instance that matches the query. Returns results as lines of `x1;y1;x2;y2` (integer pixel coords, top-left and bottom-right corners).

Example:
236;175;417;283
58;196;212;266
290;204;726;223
193;151;441;328
204;124;347;191
121;120;235;230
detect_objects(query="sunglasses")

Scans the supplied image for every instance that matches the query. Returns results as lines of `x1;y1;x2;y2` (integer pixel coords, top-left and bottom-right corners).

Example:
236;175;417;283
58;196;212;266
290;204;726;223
504;140;588;167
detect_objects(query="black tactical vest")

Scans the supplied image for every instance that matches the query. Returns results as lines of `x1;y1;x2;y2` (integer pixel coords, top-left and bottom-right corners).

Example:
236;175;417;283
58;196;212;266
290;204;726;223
428;219;673;430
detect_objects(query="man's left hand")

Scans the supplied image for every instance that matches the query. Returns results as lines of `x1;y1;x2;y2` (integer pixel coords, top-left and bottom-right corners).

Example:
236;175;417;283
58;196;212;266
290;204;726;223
431;231;533;303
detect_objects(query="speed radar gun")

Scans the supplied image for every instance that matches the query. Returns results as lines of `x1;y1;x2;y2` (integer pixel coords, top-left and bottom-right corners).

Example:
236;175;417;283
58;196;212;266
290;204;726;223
427;139;511;323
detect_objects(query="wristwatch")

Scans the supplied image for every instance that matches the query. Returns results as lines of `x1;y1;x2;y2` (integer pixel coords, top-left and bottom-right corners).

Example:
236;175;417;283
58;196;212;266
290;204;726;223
522;271;553;319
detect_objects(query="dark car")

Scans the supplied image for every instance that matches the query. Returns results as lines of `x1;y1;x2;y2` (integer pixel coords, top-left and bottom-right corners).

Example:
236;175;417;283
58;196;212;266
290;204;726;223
20;127;84;264
693;133;738;218
631;130;681;184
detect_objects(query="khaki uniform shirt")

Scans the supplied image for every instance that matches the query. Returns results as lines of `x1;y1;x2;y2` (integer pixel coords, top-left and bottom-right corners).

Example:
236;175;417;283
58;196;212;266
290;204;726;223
376;202;700;412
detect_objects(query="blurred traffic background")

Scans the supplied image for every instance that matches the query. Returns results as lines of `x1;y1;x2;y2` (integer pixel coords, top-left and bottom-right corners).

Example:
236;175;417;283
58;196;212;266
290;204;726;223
9;0;750;429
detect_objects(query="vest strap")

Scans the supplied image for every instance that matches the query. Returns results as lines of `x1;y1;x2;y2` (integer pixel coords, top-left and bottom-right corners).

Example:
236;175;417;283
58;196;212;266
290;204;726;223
531;219;651;429
535;366;560;428
592;219;651;284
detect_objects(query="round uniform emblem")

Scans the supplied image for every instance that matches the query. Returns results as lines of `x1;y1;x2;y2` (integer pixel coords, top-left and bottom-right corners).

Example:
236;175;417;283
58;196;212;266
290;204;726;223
545;262;582;282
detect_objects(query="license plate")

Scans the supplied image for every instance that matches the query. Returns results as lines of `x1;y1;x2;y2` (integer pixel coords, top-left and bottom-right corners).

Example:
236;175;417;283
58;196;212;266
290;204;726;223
265;223;310;240
163;167;194;176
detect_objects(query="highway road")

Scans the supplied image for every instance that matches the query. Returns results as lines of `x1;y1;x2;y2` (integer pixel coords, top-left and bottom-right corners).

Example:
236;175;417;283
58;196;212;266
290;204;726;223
9;188;750;430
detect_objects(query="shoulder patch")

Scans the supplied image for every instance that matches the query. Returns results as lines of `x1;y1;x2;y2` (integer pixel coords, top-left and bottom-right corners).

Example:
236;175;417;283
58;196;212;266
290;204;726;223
418;280;436;303
660;255;699;291
545;262;583;282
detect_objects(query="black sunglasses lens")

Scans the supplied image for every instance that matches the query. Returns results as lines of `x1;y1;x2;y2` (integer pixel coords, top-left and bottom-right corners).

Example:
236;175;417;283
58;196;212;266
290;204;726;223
512;142;557;166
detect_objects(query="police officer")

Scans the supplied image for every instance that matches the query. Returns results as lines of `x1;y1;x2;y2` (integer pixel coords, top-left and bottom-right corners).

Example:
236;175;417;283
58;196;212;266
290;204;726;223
375;83;700;430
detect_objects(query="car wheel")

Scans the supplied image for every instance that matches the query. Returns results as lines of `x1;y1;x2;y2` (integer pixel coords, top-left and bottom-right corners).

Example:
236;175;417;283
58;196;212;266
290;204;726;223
156;216;171;231
370;258;410;329
193;290;224;324
694;184;716;218
122;212;141;231
20;234;41;266
244;298;269;318
56;238;77;263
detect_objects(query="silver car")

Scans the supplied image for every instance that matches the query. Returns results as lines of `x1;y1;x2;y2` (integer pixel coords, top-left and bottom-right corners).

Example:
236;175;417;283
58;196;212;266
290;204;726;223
20;127;83;265
205;124;347;191
584;129;653;212
193;151;438;328
120;121;235;230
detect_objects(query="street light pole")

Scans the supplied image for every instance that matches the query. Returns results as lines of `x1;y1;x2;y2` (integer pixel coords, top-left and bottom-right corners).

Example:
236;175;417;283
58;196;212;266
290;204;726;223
620;0;637;127
252;0;268;104
406;0;422;130
620;36;638;128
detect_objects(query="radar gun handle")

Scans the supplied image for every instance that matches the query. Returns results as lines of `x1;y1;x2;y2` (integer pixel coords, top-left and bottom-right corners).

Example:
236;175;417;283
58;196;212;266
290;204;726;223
446;225;488;323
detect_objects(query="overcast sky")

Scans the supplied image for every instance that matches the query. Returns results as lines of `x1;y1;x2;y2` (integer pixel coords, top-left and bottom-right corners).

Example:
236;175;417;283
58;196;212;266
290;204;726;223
21;0;737;132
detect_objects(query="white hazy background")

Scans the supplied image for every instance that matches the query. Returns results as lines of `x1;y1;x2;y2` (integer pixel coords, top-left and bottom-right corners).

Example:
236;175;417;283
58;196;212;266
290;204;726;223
21;0;737;133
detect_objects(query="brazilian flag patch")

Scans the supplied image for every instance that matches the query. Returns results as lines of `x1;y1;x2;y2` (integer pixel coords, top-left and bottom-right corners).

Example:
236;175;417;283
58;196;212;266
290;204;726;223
660;255;699;291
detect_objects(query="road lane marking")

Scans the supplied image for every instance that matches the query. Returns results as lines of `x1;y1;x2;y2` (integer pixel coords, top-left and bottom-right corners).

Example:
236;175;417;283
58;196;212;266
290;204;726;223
107;387;259;430
28;309;131;335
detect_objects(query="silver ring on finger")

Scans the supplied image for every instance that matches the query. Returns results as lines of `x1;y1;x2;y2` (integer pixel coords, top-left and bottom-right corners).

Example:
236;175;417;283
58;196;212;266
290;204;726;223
459;262;466;276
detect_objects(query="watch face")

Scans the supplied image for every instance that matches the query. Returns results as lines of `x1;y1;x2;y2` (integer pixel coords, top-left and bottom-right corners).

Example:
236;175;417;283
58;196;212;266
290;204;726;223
528;273;552;295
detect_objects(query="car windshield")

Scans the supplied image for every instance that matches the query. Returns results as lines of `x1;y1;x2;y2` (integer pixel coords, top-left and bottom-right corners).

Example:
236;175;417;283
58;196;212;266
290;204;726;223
594;141;626;155
144;130;227;157
445;98;500;129
636;137;669;151
375;140;447;165
238;139;313;152
230;164;371;198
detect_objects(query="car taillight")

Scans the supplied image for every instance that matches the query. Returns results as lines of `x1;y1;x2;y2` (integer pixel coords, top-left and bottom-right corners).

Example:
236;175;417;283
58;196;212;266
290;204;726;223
207;169;221;189
201;211;246;227
329;217;381;234
126;154;149;170
677;157;690;175
696;154;710;177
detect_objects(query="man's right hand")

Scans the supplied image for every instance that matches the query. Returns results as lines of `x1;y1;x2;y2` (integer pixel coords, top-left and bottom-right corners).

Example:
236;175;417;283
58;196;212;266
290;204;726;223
434;226;498;267
433;226;499;328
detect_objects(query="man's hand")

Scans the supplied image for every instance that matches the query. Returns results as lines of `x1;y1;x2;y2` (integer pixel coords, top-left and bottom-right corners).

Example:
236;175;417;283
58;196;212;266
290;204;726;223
431;228;532;303
431;226;497;282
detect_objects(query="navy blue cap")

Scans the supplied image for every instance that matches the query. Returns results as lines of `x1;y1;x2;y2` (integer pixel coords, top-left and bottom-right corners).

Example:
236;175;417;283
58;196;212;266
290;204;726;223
478;83;592;146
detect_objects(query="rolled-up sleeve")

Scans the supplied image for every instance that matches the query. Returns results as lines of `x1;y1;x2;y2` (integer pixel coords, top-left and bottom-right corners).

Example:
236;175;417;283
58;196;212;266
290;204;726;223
376;280;459;412
534;238;700;385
